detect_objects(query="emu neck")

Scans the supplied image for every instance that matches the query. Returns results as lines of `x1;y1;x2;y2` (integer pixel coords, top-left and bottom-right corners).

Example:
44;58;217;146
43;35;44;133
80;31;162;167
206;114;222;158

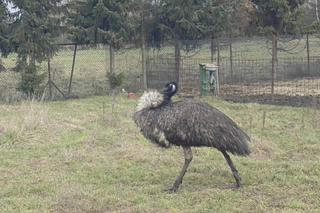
162;94;173;105
136;90;166;111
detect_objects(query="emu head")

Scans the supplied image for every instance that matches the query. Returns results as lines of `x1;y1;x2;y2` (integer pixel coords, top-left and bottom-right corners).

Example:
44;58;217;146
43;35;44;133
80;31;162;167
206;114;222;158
161;82;178;100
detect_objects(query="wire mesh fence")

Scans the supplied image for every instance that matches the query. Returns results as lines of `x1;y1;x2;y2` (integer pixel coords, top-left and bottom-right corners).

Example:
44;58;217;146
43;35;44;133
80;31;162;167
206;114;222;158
1;35;320;107
0;44;144;102
146;35;320;108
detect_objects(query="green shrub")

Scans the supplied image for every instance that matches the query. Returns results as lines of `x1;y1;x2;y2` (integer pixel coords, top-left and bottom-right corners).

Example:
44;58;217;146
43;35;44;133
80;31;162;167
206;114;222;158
107;72;124;89
17;64;46;96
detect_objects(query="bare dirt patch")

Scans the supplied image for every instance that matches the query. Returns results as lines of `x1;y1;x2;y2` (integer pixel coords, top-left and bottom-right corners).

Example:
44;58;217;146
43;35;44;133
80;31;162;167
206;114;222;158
220;78;320;109
223;93;320;109
179;78;320;108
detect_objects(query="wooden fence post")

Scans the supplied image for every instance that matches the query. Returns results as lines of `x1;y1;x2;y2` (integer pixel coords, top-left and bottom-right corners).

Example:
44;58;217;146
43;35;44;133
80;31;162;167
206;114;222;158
271;34;276;101
307;34;310;75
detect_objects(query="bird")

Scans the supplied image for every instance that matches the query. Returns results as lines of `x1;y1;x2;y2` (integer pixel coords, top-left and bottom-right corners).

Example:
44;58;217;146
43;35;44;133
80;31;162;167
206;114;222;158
133;81;250;193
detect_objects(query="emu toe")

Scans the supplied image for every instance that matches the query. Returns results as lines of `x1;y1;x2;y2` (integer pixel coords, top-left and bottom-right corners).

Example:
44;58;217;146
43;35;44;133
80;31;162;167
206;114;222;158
232;176;241;189
163;186;178;193
234;173;242;188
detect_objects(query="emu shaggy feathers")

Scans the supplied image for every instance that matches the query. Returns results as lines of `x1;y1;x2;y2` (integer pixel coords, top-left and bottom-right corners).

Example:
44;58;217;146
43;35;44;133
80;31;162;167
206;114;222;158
134;91;250;155
134;83;250;192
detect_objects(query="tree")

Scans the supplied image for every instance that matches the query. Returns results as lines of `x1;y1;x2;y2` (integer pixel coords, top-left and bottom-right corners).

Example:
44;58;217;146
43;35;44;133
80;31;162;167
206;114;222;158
247;0;306;36
201;0;252;61
246;0;311;98
8;0;66;95
0;0;12;71
119;0;156;88
303;0;320;33
304;0;319;23
150;0;209;86
229;0;253;36
246;0;307;70
67;0;132;73
150;0;238;86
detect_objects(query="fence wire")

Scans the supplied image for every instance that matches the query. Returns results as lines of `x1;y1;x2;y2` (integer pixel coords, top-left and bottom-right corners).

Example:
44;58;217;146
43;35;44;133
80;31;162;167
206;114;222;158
1;35;320;107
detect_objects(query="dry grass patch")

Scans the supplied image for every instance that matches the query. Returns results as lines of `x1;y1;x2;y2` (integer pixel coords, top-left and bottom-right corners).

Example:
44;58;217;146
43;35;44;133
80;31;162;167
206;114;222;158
0;100;55;146
249;135;278;160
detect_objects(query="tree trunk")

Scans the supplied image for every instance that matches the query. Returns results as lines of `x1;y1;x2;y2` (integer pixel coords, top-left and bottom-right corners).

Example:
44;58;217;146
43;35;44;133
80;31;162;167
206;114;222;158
316;0;319;21
30;49;36;67
110;45;114;73
210;37;215;62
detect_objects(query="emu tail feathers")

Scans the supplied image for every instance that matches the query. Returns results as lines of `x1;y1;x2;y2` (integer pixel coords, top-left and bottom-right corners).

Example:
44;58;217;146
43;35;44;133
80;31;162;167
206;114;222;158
223;126;250;156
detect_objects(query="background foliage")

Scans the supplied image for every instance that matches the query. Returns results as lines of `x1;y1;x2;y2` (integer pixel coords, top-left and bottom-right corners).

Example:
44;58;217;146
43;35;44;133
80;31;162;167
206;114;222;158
1;0;320;98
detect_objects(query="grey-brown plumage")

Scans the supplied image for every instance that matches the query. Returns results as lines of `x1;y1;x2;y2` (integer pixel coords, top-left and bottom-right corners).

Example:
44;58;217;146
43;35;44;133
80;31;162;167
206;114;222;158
134;82;250;193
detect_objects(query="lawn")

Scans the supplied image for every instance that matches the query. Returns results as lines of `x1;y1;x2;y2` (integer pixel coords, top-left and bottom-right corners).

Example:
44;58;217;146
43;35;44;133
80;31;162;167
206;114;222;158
0;94;319;212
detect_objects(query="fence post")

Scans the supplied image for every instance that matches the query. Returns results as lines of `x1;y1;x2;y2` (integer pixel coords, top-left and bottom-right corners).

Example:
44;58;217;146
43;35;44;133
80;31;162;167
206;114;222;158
229;36;233;78
174;38;181;89
47;60;52;100
271;34;276;101
307;34;310;75
68;44;77;98
217;37;220;95
142;40;147;89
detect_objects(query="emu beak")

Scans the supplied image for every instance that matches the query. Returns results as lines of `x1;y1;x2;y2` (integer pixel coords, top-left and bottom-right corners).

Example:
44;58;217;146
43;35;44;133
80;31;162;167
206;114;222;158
161;85;170;94
161;82;177;94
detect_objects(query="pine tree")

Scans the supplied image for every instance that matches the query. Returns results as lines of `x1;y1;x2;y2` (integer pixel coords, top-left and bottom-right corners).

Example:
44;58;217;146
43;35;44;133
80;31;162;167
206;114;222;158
0;0;12;71
127;0;157;88
8;0;66;95
247;0;306;36
68;0;131;47
68;0;132;75
149;0;237;86
246;0;308;93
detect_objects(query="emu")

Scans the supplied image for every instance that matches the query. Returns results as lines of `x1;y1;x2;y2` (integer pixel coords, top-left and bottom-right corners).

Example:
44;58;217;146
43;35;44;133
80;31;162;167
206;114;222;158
133;81;250;193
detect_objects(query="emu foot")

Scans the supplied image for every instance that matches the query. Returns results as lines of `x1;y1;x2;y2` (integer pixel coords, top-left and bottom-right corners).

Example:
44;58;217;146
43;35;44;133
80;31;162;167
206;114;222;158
235;181;241;188
234;179;241;189
235;176;241;188
162;186;178;193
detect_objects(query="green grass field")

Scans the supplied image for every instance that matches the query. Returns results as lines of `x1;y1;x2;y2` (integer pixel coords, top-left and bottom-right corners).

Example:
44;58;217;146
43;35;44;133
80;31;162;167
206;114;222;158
0;95;319;212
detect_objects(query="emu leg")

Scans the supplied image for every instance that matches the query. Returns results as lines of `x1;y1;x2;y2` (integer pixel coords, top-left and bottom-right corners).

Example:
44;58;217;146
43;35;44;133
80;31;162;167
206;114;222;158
164;146;193;193
221;150;241;188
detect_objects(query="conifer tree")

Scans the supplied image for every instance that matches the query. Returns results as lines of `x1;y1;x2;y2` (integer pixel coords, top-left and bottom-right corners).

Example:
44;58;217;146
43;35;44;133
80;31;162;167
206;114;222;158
68;0;131;74
150;0;237;85
246;0;308;87
127;0;157;88
247;0;306;36
8;0;65;95
0;0;11;71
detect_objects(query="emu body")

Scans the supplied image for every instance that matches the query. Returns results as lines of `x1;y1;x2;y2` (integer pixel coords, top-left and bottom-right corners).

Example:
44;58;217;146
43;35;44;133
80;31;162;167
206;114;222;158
134;82;250;192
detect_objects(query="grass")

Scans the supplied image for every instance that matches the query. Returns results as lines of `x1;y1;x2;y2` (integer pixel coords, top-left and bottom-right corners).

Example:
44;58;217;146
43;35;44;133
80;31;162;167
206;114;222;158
0;95;320;212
